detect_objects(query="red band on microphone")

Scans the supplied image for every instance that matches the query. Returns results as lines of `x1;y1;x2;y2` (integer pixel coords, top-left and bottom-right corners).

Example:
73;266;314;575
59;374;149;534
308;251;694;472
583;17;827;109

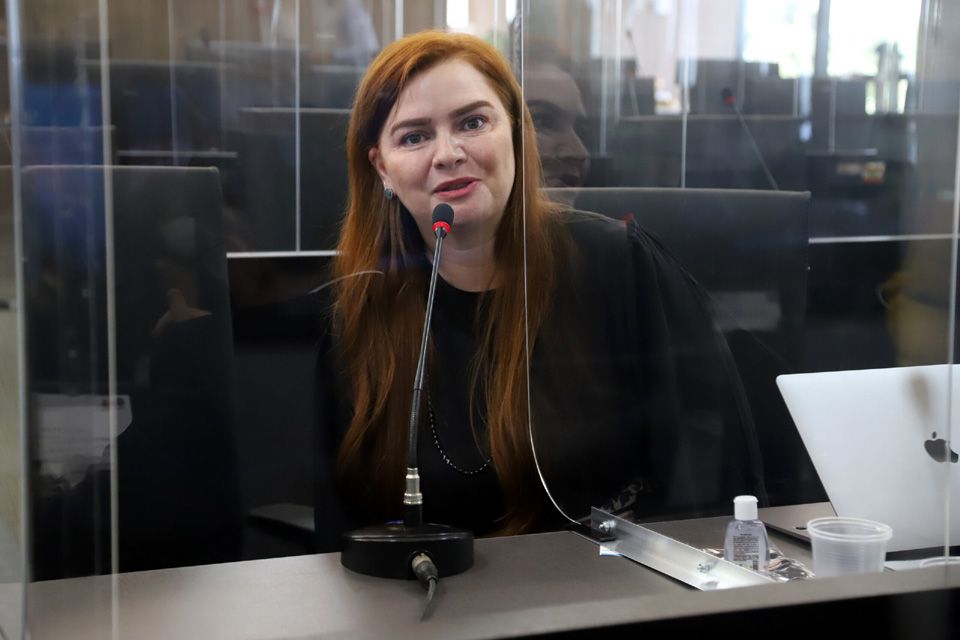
433;221;451;235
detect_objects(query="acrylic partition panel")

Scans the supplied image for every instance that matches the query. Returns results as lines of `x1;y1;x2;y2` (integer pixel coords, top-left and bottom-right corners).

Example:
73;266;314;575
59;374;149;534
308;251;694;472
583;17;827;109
6;0;522;636
11;0;427;558
9;5;114;639
523;0;960;570
0;10;24;635
2;0;958;637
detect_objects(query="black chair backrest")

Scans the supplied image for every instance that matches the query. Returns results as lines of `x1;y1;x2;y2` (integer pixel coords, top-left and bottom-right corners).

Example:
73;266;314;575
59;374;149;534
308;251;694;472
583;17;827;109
547;187;810;334
19;126;112;166
743;77;799;115
22;165;243;576
22;165;232;392
236;107;351;251
613;115;808;191
79;59;223;153
545;186;821;506
682;59;781;115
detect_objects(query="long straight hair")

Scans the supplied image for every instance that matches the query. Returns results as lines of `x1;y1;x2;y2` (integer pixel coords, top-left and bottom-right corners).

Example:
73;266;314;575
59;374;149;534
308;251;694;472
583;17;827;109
333;31;565;535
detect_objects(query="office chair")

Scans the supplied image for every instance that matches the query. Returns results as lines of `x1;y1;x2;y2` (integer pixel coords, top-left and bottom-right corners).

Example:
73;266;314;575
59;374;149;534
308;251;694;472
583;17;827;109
544;187;823;507
22;165;243;577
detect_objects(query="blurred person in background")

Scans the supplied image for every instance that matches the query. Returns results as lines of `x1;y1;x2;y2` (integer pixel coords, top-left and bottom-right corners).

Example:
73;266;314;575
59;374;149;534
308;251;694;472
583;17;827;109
524;55;591;206
314;0;379;65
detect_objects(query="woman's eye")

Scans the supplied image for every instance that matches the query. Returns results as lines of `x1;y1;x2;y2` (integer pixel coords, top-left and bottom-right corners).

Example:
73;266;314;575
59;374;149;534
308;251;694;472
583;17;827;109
464;116;486;131
401;132;424;145
531;113;557;132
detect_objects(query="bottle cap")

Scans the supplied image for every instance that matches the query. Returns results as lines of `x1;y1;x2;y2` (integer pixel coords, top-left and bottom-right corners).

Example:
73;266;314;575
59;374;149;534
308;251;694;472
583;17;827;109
733;495;758;521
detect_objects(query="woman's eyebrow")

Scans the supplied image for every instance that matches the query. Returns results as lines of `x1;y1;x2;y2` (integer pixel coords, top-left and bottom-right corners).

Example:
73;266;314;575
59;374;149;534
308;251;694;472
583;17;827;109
389;117;431;137
449;100;494;118
527;100;563;117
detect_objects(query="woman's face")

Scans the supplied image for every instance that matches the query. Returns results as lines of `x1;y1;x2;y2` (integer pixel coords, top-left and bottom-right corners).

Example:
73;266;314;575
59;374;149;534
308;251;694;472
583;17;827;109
524;63;590;193
370;59;516;242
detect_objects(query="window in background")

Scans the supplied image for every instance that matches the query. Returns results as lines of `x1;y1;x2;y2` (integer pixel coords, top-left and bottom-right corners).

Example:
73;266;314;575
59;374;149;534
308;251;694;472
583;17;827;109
828;0;921;78
445;0;511;51
447;0;470;29
740;0;819;78
828;0;922;114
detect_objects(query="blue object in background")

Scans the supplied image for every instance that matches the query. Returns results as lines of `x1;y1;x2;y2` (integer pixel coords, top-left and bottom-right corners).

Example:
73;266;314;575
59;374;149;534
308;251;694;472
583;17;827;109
21;126;108;166
23;83;103;128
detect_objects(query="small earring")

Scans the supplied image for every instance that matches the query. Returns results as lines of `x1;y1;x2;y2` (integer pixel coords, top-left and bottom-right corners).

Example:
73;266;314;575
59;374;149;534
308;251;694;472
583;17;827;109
384;187;395;200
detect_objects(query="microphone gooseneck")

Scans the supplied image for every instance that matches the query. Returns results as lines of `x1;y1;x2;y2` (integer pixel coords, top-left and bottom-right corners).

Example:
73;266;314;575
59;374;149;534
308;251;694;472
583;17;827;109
340;202;474;588
405;203;455;527
720;87;780;190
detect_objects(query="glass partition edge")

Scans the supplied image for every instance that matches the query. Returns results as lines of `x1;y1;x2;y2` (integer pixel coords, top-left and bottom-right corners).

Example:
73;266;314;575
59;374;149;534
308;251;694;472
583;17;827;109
5;0;28;637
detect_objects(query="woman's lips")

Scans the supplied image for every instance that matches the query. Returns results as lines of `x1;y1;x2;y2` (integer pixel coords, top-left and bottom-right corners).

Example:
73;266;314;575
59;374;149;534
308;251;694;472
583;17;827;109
434;179;479;199
546;173;582;188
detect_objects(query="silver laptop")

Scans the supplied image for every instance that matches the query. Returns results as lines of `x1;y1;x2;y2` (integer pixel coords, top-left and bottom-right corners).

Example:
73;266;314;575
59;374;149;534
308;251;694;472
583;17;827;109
759;502;833;542
775;365;960;553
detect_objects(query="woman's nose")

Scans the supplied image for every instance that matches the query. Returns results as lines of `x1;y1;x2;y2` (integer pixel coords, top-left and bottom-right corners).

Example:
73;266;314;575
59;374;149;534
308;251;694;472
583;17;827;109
557;128;589;161
433;132;466;168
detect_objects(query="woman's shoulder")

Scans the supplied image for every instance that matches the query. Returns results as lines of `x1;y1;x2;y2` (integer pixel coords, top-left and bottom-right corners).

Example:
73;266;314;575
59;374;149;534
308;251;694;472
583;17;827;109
557;207;623;230
555;208;631;254
555;207;681;262
544;208;636;293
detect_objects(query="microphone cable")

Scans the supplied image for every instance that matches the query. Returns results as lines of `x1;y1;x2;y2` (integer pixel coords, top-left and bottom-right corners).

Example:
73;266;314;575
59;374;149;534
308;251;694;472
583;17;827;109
411;553;439;620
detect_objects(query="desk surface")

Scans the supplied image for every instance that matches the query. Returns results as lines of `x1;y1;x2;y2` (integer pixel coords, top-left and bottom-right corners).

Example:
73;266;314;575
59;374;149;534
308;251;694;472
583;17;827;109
15;521;960;640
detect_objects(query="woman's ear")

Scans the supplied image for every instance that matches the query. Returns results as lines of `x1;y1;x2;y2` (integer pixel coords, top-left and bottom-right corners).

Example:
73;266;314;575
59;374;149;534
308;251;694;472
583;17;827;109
368;147;388;184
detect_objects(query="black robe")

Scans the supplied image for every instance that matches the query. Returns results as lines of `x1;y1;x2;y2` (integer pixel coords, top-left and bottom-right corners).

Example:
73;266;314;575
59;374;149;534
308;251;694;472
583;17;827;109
314;210;766;551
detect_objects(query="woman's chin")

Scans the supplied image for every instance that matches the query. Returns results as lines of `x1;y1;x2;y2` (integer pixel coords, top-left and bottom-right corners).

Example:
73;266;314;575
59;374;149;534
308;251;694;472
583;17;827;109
543;179;579;206
546;175;583;190
547;191;577;207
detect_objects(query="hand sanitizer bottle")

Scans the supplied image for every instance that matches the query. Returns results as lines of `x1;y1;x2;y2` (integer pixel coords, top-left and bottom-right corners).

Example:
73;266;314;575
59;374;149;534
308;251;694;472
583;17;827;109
723;495;769;572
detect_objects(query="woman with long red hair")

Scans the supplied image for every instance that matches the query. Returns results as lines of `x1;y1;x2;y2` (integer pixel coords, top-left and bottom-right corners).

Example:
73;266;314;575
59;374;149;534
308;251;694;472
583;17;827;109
314;31;765;550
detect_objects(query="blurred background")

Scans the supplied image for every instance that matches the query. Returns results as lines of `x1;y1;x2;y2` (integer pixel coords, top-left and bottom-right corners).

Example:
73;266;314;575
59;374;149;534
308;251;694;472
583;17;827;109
1;2;959;632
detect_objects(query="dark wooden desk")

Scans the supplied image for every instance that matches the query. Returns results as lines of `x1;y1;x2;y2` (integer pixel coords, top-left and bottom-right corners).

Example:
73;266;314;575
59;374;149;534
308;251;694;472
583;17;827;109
13;525;960;639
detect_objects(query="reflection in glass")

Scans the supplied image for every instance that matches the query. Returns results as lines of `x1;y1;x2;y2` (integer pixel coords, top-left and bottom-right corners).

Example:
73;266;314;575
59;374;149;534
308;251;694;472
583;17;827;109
741;0;818;78
5;4;960;639
313;0;379;65
525;0;959;565
525;58;590;200
24;167;242;578
0;118;23;640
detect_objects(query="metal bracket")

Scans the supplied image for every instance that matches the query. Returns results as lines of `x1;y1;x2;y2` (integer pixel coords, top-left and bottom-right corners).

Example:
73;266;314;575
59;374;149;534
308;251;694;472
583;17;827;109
590;508;778;590
566;520;616;543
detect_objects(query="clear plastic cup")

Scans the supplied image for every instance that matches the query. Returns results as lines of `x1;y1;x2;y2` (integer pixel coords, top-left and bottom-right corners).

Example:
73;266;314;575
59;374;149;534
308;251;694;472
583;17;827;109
807;517;893;577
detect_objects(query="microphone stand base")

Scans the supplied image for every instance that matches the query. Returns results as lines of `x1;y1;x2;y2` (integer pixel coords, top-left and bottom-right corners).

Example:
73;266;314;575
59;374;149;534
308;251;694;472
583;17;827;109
340;522;474;579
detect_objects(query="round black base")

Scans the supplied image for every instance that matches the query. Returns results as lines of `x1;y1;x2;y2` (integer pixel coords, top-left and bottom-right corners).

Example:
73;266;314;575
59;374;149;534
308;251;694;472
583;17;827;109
340;522;474;579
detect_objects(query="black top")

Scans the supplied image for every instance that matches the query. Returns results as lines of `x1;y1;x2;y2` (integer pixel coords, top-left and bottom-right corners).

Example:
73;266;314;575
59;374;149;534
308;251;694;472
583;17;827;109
418;276;505;533
314;211;765;551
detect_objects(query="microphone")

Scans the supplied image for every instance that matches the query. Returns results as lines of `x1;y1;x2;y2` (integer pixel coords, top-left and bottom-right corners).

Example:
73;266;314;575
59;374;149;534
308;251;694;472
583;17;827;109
432;203;453;237
341;203;474;584
404;203;454;528
721;87;780;190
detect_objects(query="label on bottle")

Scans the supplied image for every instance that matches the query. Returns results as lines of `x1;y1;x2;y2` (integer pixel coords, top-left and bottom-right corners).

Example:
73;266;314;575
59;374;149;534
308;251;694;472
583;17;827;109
730;533;761;571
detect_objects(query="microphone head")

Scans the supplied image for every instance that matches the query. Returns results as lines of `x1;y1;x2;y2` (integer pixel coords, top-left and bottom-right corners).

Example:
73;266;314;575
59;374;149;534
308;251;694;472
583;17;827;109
721;88;735;105
432;203;454;238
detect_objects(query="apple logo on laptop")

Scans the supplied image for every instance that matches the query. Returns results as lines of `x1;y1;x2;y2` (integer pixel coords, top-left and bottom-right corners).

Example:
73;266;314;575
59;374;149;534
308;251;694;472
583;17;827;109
924;432;959;464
